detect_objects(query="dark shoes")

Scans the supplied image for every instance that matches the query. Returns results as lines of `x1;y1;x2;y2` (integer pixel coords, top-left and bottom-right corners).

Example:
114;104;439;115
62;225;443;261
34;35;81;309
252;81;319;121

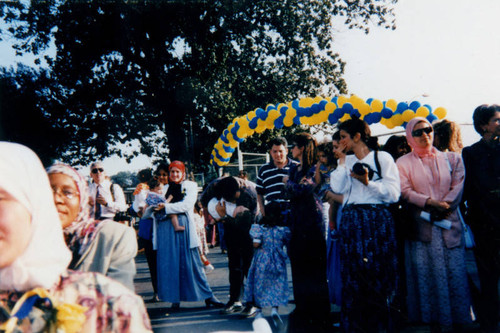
205;296;225;308
221;301;244;314
170;303;180;310
240;305;259;318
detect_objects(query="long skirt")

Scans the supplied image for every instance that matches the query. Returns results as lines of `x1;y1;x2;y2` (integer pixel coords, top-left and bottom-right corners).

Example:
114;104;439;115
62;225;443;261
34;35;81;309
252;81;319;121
406;226;472;325
156;213;213;303
339;204;398;332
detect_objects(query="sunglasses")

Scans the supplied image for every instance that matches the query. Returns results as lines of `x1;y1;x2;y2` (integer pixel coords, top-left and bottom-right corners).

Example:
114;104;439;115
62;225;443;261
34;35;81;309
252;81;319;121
412;127;433;137
91;168;104;174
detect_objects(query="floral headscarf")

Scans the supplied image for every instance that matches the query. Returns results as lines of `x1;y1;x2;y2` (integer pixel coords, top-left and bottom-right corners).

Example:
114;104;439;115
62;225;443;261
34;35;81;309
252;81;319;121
46;163;101;257
0;143;71;291
169;161;186;184
406;117;438;158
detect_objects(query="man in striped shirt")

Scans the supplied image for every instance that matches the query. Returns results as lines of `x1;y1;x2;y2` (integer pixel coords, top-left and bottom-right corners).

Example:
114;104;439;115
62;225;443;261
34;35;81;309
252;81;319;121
256;136;298;217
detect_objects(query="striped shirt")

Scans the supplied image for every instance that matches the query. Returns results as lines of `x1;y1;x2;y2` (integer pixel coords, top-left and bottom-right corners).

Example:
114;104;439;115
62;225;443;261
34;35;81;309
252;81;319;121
256;158;298;204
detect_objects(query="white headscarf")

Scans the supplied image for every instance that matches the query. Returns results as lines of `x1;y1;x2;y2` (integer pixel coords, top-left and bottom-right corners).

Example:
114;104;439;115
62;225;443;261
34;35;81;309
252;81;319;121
0;142;72;291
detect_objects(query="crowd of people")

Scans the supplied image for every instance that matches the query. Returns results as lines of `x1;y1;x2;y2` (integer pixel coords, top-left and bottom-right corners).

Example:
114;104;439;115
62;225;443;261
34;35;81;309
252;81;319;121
0;104;499;333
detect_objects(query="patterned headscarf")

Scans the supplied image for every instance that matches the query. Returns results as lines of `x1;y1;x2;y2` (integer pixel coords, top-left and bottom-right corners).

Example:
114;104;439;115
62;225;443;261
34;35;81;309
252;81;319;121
0;143;71;291
406;117;438;158
47;163;101;256
169;160;186;184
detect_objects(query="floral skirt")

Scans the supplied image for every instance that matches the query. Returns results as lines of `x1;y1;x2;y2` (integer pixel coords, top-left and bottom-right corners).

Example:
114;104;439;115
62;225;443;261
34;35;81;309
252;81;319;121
339;204;398;332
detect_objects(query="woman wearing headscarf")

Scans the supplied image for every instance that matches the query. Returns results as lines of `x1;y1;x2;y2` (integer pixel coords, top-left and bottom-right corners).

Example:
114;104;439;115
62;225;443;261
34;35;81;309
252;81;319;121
0;142;151;332
153;161;223;309
47;163;138;290
396;117;471;331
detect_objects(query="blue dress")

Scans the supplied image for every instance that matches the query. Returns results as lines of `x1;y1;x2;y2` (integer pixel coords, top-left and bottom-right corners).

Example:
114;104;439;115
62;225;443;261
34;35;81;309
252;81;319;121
244;224;291;308
156;213;213;303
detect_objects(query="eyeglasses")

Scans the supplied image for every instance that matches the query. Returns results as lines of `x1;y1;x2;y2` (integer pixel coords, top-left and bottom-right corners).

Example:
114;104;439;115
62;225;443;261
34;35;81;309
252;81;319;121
411;127;433;137
52;187;79;200
91;168;104;174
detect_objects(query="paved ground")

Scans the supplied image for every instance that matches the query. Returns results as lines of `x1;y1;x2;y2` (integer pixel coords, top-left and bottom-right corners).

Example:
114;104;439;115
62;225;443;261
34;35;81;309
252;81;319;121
134;247;482;332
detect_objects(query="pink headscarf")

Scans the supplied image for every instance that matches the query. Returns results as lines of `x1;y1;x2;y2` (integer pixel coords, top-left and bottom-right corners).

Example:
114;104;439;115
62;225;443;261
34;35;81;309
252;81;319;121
406;117;438;158
169;161;186;184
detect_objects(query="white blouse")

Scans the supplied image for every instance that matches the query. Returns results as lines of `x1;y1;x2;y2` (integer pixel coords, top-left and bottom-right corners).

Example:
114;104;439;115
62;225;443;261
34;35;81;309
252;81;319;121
330;150;400;205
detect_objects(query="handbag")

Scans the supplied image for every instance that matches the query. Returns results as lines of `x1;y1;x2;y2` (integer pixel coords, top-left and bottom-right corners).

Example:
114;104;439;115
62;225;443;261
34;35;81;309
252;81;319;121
458;209;475;249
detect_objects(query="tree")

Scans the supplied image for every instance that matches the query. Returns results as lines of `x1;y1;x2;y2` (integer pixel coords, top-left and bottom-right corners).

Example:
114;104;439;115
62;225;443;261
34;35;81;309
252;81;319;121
0;0;397;170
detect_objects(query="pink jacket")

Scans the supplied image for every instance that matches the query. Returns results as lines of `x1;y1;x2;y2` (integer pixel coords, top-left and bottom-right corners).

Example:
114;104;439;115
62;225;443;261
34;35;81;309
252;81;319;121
396;150;465;248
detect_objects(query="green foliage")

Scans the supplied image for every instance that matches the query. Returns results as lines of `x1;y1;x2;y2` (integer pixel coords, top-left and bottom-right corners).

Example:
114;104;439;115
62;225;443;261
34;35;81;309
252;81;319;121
0;0;397;171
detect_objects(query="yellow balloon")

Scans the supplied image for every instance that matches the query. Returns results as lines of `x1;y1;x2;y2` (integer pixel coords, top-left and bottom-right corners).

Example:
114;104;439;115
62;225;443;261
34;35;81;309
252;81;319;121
337;96;349;108
402;109;415;122
386;99;397;111
313;96;323;104
416;106;430;118
325;102;337;114
434;107;447;119
359;104;371;116
371;99;383;113
283;117;294;127
391;114;404;127
299;97;314;108
340;113;351;122
218;148;231;159
247;110;256;120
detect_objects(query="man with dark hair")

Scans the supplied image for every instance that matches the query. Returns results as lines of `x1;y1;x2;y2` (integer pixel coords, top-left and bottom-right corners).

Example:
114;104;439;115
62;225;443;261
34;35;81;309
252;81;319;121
256;136;298;218
462;104;500;332
200;176;257;317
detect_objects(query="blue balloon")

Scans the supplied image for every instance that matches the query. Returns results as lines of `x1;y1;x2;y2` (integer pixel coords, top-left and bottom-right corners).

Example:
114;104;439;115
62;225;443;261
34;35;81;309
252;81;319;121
279;105;288;116
266;104;276;112
396;102;408;113
291;99;300;110
402;122;408;129
274;117;284;129
221;130;230;144
256;108;267;120
366;98;374;105
222;145;235;153
381;108;393;119
371;112;382;123
304;107;314;117
215;149;230;162
231;123;244;142
328;113;339;125
293;116;301;125
409;101;421;111
311;103;320;114
319;99;328;108
426;114;438;123
342;103;354;113
350;108;361;119
333;108;344;118
249;118;259;129
364;113;374;124
423;104;433;113
330;96;338;106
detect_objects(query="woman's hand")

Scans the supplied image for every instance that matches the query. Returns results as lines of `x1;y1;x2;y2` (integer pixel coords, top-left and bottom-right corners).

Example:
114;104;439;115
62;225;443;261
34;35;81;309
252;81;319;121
350;170;369;186
154;203;165;211
336;142;347;165
425;198;450;212
215;201;227;219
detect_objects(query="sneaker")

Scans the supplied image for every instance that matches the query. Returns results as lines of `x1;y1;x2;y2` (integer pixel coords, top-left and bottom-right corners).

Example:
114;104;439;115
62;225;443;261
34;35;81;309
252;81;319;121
240;305;259;318
221;302;243;314
204;264;214;273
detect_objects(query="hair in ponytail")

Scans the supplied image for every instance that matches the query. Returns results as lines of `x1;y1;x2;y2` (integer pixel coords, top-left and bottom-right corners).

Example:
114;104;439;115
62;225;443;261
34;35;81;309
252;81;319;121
293;132;318;171
338;117;379;151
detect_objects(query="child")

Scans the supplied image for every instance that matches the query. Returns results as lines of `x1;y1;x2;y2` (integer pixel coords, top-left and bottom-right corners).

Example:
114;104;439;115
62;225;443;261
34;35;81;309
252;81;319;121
193;200;214;272
243;203;291;328
315;140;343;231
146;178;185;232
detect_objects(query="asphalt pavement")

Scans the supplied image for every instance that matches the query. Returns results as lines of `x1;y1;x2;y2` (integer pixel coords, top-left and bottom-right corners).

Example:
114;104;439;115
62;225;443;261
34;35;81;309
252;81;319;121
134;247;481;333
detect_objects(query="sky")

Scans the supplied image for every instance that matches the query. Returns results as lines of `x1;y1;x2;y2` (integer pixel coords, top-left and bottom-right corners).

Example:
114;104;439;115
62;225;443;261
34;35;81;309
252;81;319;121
2;0;497;174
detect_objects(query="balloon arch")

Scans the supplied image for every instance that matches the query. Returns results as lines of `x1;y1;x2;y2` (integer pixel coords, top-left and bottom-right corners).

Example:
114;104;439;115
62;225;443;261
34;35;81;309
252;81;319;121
210;95;447;167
